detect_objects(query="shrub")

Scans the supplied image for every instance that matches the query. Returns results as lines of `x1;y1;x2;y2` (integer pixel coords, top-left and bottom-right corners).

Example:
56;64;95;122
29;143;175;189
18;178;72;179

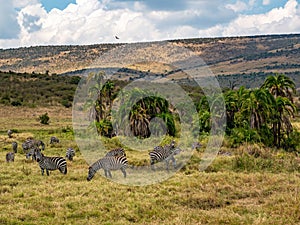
39;113;50;125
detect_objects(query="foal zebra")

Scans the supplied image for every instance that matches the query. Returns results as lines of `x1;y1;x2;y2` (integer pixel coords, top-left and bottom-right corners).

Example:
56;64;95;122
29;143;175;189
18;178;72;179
105;148;126;157
33;149;67;176
12;142;18;153
6;152;15;162
149;141;181;171
66;148;75;161
87;156;128;181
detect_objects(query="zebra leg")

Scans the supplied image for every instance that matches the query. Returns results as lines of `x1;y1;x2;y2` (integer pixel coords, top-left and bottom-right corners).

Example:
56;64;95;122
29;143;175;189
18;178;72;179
46;169;50;176
150;160;156;171
41;168;45;176
165;159;170;172
107;170;112;178
104;170;108;177
120;167;126;178
171;156;177;169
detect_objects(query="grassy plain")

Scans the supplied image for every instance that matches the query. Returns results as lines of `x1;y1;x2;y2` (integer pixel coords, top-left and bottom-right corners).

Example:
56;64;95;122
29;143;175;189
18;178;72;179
0;106;300;225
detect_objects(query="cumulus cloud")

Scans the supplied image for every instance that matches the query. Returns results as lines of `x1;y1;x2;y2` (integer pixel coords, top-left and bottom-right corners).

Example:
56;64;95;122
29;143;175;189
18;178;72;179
226;0;248;12
0;0;20;39
0;0;300;48
197;0;300;37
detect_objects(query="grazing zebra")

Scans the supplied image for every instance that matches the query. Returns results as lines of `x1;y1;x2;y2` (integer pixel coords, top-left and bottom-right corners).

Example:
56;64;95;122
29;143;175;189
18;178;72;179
50;136;60;144
149;141;181;171
33;149;67;176
87;156;128;181
12;142;18;153
7;130;13;138
105;148;126;157
22;139;45;153
66;148;75;161
22;139;34;152
6;152;15;162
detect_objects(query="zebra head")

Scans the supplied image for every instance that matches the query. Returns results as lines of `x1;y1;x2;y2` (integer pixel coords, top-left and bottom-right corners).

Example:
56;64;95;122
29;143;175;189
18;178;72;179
87;167;97;181
33;148;43;162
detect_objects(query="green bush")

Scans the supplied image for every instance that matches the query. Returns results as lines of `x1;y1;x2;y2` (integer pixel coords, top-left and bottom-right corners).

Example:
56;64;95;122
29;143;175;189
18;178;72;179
39;113;50;125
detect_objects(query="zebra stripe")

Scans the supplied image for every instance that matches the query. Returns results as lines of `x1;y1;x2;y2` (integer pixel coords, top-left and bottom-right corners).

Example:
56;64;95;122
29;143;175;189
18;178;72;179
50;136;59;144
33;149;67;176
6;152;15;162
12;142;18;153
105;148;126;157
66;148;75;161
87;156;128;181
149;141;181;171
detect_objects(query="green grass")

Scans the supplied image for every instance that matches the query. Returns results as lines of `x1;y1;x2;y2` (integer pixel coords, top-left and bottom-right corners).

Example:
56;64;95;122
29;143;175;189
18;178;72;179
1;106;300;224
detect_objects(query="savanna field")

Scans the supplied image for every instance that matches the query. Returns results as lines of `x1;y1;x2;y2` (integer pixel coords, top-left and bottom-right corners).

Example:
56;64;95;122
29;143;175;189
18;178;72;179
0;35;300;224
1;105;300;225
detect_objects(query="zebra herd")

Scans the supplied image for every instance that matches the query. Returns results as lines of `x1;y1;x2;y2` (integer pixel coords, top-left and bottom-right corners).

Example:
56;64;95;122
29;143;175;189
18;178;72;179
5;130;184;181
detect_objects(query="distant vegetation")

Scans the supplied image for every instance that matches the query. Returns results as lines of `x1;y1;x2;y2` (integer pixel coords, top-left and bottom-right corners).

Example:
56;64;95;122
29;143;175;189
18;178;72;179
0;71;80;107
80;72;299;152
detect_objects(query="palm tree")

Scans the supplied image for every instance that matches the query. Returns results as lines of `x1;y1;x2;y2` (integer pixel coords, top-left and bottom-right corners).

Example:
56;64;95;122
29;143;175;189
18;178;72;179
84;72;117;137
242;88;274;130
261;73;296;100
272;96;296;147
262;74;297;148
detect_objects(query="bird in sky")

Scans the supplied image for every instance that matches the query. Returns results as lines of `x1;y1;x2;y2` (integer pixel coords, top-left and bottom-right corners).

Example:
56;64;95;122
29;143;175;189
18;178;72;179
115;36;120;39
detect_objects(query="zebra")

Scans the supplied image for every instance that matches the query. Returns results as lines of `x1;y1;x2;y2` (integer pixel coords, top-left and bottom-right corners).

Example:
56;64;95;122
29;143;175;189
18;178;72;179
7;130;13;138
22;139;45;153
12;142;18;153
37;140;45;151
6;152;15;162
66;148;75;161
105;148;126;157
22;139;34;152
149;141;181;171
33;149;67;176
153;140;176;152
87;156;128;181
50;136;60;144
26;148;37;161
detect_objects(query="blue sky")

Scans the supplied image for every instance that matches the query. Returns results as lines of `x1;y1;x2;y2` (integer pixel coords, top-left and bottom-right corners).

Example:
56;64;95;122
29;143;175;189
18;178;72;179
40;0;76;12
0;0;299;48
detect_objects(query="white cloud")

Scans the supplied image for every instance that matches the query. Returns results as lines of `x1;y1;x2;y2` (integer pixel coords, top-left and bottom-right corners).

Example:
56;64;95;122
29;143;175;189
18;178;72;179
0;0;20;39
262;0;271;6
200;0;300;37
0;0;300;48
226;1;248;12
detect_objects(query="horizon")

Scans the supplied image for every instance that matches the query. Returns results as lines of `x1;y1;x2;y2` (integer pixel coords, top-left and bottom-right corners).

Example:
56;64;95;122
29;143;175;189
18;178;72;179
1;0;300;49
1;32;299;50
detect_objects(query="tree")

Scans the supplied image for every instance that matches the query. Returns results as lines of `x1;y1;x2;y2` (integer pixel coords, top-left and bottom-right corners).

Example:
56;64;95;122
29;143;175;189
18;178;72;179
262;74;297;148
84;72;117;137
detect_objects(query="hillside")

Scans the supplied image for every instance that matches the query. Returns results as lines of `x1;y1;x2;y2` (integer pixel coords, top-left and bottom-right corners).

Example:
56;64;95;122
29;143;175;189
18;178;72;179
0;34;300;89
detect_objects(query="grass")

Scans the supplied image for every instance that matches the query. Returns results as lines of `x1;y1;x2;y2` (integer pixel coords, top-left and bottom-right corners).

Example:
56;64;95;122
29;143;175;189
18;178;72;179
1;106;300;224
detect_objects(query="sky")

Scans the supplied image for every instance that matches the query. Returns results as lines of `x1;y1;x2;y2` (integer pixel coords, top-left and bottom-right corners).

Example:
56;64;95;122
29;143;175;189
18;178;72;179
0;0;299;48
